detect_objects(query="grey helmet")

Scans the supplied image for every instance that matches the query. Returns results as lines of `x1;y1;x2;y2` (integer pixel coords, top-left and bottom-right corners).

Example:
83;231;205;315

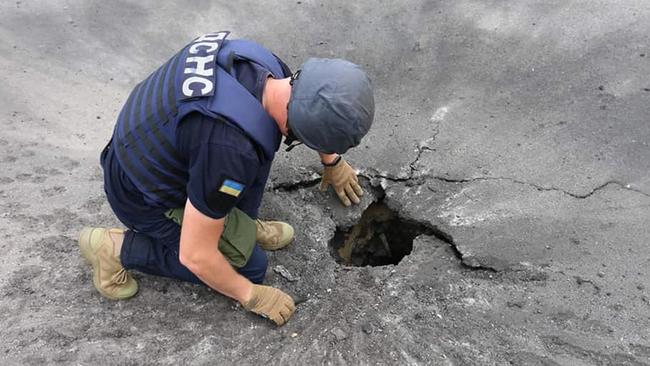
287;58;374;154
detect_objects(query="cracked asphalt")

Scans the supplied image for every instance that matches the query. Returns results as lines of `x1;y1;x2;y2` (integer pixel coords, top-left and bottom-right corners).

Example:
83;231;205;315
1;1;649;365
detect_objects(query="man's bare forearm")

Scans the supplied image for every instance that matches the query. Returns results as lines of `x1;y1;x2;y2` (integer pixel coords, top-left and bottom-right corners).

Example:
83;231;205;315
184;243;252;303
178;199;252;304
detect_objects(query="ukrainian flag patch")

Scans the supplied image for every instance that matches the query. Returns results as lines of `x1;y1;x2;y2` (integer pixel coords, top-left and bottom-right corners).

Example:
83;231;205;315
219;179;244;197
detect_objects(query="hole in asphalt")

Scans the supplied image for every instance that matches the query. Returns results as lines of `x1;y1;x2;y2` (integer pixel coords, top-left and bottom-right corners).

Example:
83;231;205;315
329;202;433;267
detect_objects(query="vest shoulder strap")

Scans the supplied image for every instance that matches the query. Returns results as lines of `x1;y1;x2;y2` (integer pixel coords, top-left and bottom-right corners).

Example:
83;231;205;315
217;39;285;78
210;66;281;160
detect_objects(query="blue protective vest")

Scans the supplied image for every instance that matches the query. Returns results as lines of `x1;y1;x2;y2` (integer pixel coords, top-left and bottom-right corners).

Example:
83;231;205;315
112;32;289;207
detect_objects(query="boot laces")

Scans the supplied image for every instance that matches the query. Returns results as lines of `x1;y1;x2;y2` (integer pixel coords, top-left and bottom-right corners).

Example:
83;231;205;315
257;219;280;245
257;219;271;233
110;268;129;285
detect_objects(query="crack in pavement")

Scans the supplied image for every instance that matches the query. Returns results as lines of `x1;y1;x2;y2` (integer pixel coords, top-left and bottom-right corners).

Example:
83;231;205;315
430;176;650;199
362;128;650;199
408;129;440;178
359;129;441;183
271;176;321;191
362;162;649;200
365;170;650;199
425;226;498;273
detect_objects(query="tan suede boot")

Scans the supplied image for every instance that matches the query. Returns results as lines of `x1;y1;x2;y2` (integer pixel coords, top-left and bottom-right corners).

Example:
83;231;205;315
255;220;294;251
78;227;138;300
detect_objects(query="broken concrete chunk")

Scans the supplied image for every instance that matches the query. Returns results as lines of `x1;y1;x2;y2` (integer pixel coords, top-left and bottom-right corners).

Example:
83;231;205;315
330;327;348;341
273;265;298;282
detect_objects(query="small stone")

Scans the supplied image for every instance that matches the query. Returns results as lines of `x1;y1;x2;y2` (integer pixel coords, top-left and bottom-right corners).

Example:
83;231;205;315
291;332;298;338
273;265;298;282
331;327;347;341
507;300;525;308
597;272;605;278
637;284;645;290
361;323;372;334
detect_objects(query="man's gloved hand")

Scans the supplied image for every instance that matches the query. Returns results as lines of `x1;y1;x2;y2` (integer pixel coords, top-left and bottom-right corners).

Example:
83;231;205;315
242;284;295;326
320;156;364;206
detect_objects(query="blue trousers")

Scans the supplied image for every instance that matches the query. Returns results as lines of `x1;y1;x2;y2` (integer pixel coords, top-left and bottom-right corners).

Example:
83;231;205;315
100;141;269;285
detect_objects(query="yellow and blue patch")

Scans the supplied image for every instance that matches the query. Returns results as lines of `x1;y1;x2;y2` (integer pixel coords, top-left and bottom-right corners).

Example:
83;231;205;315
219;179;244;197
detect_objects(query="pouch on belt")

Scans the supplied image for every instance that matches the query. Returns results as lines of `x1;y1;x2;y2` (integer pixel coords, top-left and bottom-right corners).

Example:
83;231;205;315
164;207;256;268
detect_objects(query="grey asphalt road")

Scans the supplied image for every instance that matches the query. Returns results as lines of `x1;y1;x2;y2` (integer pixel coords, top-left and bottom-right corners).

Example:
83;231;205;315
1;1;649;365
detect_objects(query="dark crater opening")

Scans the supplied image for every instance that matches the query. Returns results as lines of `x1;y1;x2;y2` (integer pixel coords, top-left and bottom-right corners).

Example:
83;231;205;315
329;201;433;267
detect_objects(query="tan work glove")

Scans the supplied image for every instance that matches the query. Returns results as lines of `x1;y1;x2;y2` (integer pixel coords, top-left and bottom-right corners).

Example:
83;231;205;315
320;157;364;206
242;284;295;326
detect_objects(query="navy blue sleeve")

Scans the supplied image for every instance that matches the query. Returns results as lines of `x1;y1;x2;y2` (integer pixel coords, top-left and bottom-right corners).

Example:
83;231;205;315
178;113;261;219
273;54;293;77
